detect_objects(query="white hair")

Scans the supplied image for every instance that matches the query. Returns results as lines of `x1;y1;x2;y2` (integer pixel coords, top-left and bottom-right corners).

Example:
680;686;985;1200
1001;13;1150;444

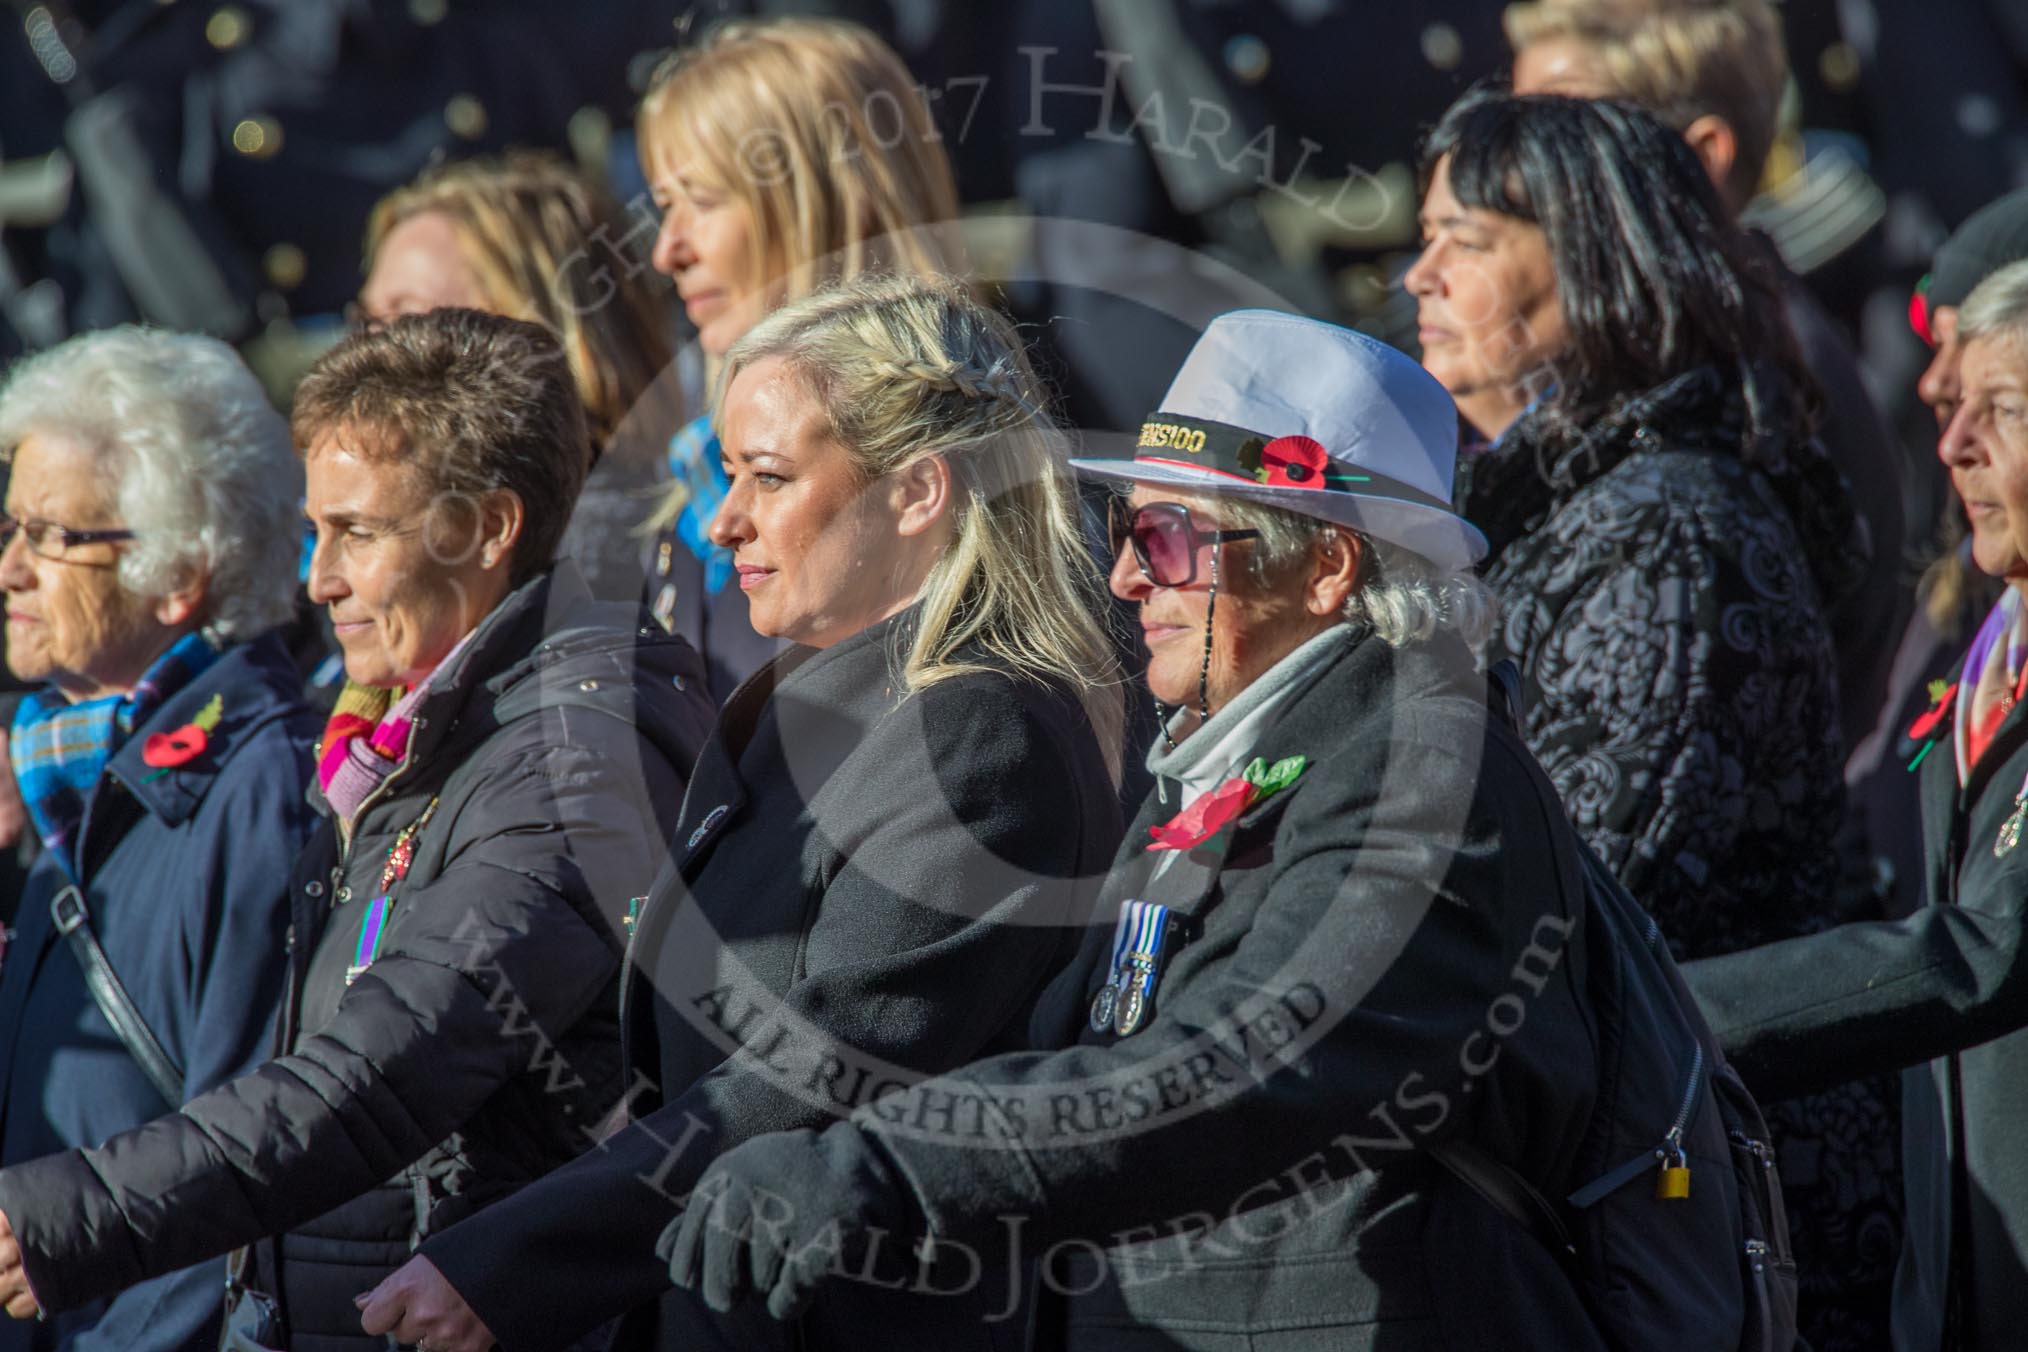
1147;486;1496;650
1958;258;2028;351
0;327;302;644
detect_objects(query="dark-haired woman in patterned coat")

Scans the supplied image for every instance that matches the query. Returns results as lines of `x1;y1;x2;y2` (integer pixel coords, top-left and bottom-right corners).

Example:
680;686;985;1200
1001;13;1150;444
1406;88;1899;1351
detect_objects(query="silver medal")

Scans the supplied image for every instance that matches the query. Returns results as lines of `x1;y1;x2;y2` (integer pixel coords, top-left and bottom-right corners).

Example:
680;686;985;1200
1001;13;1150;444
1999;800;2027;858
1115;982;1148;1037
1088;983;1119;1032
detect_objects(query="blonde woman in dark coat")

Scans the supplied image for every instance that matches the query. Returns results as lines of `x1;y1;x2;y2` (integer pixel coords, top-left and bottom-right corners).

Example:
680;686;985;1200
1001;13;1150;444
363;275;1126;1352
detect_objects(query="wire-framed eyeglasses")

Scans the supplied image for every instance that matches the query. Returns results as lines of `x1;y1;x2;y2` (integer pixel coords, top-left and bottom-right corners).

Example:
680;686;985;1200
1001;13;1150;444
0;515;137;561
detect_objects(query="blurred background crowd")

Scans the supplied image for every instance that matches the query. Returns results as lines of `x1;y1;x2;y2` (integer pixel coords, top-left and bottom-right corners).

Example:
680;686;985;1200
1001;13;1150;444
5;0;2022;446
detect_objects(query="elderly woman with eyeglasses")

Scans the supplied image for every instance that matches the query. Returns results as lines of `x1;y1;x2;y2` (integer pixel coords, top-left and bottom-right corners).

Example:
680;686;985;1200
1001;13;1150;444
0;309;715;1352
0;327;318;1352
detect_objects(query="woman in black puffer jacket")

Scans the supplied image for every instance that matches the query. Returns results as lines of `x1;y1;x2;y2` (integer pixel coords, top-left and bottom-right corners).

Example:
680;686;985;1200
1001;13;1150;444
0;310;715;1351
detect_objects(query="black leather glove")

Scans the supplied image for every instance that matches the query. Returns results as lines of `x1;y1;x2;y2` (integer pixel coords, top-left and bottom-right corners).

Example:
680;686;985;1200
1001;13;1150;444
659;1125;912;1322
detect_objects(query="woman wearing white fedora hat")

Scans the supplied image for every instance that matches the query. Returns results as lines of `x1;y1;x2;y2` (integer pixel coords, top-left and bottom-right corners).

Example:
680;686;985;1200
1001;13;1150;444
640;311;1643;1349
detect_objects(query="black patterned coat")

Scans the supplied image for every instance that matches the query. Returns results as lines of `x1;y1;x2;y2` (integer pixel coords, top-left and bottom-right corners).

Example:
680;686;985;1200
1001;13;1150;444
1459;367;1902;1352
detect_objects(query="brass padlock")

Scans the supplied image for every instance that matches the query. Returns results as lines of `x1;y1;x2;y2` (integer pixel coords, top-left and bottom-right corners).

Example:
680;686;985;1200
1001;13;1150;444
1656;1148;1691;1201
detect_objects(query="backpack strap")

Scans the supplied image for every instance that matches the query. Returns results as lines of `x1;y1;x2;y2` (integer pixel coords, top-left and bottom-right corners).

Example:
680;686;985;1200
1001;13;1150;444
1441;659;1579;1265
1426;1138;1578;1269
51;885;183;1109
1486;657;1526;729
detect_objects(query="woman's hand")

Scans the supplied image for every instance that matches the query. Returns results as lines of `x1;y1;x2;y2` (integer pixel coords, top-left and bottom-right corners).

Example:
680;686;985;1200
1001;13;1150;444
661;1125;908;1322
0;1209;42;1319
356;1255;495;1352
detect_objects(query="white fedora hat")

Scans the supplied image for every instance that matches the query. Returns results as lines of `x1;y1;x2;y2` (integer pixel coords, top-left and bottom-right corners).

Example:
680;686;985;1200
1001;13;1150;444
1069;309;1488;570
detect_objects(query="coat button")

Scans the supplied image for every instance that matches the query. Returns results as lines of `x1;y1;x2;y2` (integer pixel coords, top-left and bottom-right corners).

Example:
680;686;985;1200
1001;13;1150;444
206;6;249;50
1223;34;1269;84
445;94;488;141
305;880;324;898
579;679;600;692
263;243;306;290
232;116;283;158
1819;42;1861;92
1421;23;1463;71
335;884;352;904
686;804;729;852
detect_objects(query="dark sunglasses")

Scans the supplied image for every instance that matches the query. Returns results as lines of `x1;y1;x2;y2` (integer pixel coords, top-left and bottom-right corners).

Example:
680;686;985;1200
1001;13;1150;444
1107;499;1260;587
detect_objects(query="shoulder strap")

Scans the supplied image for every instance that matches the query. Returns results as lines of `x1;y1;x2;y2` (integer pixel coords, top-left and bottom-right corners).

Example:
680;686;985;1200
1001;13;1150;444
1440;658;1581;1265
1425;1138;1577;1269
51;885;184;1109
1486;657;1526;730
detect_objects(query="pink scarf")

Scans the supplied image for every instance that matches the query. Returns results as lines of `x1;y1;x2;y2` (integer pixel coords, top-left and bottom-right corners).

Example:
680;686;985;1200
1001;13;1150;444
316;633;474;824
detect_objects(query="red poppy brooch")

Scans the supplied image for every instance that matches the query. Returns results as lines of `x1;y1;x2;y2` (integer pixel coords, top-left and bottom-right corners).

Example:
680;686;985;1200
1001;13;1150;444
1148;755;1308;852
1906;679;1957;772
142;694;224;778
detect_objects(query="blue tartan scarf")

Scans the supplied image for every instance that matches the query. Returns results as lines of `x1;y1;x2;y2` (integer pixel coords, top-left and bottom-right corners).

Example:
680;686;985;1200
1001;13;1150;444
10;630;222;882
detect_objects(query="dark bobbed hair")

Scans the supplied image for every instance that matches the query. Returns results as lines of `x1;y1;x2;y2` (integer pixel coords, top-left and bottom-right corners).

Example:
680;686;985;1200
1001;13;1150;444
291;308;590;586
1419;87;1814;449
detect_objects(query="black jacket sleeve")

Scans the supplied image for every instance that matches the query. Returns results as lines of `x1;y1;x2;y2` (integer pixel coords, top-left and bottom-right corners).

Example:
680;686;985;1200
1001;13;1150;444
0;712;680;1313
1684;904;2028;1100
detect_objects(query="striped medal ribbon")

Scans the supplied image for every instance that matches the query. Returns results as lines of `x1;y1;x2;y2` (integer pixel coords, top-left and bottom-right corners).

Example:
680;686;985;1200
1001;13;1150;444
1088;898;1172;1037
344;796;439;987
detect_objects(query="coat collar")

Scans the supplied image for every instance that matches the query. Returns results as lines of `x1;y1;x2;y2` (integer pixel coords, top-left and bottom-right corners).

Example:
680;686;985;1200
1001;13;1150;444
1923;641;2028;820
1108;626;1472;921
101;632;303;829
305;560;663;820
397;561;598;769
670;608;917;870
1044;628;1473;1045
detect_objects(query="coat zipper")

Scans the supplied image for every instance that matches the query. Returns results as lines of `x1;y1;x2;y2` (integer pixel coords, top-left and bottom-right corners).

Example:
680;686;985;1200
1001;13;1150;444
1567;1042;1705;1207
279;724;427;1052
1744;1238;1775;1352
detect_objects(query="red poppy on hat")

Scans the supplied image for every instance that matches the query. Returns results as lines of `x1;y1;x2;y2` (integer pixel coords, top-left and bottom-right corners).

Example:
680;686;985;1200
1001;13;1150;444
1258;435;1330;489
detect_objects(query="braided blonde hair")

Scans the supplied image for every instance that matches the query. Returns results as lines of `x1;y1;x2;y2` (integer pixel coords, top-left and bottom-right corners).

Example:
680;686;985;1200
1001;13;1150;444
722;274;1124;779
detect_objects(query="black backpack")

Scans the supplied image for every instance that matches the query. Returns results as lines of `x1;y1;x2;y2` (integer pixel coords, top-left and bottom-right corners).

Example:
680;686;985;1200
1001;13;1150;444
1431;666;1800;1352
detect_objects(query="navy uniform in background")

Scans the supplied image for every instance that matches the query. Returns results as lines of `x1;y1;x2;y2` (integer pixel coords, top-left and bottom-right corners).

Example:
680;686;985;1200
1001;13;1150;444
0;0;684;353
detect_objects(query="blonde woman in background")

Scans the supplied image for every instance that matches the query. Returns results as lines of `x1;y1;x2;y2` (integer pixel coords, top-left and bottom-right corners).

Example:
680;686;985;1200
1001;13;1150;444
363;272;1124;1352
634;15;963;698
358;151;681;601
